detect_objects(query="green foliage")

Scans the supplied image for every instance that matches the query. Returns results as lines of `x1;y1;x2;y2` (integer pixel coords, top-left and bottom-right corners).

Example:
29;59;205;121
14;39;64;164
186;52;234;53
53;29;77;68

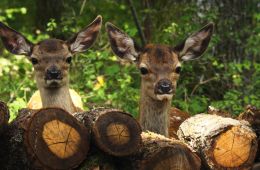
0;0;259;120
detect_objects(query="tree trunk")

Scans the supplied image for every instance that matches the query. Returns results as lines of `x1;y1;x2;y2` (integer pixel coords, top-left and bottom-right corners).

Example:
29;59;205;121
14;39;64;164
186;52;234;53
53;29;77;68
0;101;9;134
116;131;201;170
0;108;90;170
74;108;142;157
178;114;258;170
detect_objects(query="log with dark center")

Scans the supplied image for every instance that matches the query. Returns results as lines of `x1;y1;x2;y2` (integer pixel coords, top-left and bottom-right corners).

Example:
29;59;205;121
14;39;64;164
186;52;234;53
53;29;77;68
74;108;142;156
0;101;9;134
0;108;90;170
116;131;201;170
178;114;258;170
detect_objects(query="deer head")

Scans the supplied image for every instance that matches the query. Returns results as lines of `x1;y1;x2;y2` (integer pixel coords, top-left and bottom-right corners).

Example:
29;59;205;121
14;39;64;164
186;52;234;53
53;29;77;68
0;16;102;113
106;22;213;136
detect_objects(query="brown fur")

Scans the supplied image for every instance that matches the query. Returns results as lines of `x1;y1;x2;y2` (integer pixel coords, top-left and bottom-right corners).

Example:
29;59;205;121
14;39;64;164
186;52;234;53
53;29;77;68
138;44;180;136
106;22;213;137
0;16;102;113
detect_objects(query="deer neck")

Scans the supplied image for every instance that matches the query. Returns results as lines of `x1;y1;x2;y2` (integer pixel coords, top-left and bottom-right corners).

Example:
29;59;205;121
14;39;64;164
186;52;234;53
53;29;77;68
38;85;76;114
139;85;171;137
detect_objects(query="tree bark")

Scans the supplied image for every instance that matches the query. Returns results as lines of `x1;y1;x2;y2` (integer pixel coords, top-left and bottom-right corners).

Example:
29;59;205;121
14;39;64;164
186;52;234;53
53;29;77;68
0;108;90;170
116;131;201;170
74;108;142;157
178;114;258;170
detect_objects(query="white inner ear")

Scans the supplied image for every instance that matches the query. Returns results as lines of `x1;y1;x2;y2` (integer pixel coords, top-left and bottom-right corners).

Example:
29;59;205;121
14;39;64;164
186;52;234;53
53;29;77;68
17;36;31;55
70;32;91;53
111;31;138;61
180;30;210;61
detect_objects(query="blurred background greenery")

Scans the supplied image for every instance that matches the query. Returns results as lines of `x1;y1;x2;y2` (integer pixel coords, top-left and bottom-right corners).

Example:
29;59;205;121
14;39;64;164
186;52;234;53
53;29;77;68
0;0;259;121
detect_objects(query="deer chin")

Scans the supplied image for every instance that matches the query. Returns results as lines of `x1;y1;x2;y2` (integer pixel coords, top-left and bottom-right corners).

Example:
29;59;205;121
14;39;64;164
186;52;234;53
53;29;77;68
156;94;173;101
45;80;63;88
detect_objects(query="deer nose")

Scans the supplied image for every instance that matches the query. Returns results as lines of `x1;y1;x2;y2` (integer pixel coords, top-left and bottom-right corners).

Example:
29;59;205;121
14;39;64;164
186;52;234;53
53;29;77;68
156;79;173;94
46;66;62;80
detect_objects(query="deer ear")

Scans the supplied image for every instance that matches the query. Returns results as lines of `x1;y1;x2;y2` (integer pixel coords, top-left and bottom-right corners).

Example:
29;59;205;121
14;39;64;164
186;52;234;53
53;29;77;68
0;22;33;56
68;15;102;54
174;23;214;61
106;22;139;62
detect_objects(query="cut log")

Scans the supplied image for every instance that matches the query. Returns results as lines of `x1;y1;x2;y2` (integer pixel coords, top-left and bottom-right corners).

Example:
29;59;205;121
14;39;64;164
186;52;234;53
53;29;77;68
168;107;190;138
74;108;142;156
0;101;9;133
1;108;90;170
178;114;258;170
116;131;201;170
238;105;260;162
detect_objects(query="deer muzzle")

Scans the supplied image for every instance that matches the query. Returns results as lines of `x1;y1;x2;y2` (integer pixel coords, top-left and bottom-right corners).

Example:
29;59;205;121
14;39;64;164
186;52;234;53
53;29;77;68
155;79;174;95
45;65;62;80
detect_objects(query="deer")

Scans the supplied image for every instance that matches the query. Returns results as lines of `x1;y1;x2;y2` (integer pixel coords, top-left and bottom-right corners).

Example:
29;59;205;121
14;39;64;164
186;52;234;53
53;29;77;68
0;15;102;114
106;22;214;137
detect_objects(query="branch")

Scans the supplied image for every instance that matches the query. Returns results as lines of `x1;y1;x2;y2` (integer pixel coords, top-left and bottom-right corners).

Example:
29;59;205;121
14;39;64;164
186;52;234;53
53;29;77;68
126;0;146;46
190;75;217;96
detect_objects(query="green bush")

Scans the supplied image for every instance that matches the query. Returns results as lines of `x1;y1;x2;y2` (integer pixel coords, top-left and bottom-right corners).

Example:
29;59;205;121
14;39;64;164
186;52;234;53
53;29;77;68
0;0;259;120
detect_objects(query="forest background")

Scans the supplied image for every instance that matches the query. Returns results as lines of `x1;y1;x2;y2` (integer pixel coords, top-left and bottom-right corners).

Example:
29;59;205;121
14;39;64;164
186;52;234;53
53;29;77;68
0;0;259;121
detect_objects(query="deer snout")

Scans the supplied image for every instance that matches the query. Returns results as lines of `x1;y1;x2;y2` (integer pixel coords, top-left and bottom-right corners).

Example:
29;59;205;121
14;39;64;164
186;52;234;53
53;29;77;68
45;66;62;80
155;79;173;94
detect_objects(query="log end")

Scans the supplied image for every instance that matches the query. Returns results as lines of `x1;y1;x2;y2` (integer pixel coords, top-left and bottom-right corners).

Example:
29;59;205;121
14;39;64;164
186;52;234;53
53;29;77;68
93;110;141;156
213;126;258;168
25;108;90;170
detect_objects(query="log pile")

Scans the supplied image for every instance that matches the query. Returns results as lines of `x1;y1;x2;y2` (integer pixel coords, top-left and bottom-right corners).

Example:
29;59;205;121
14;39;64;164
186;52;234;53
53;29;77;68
177;113;258;170
0;100;259;170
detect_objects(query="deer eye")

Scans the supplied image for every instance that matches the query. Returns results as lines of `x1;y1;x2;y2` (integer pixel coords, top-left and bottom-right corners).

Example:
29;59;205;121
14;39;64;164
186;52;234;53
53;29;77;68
31;58;38;65
175;66;181;74
66;56;72;64
140;67;149;75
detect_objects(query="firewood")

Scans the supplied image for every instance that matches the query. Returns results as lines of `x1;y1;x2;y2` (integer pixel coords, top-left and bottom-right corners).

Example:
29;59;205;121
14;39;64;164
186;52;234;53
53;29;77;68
178;114;258;170
74;108;142;156
115;131;201;170
0;101;9;134
0;108;90;170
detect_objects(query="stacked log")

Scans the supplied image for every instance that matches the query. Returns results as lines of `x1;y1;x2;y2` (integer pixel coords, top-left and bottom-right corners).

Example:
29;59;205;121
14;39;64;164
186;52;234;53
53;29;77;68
74;108;142;156
1;108;90;170
178;113;258;170
116;131;201;170
2;100;258;170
